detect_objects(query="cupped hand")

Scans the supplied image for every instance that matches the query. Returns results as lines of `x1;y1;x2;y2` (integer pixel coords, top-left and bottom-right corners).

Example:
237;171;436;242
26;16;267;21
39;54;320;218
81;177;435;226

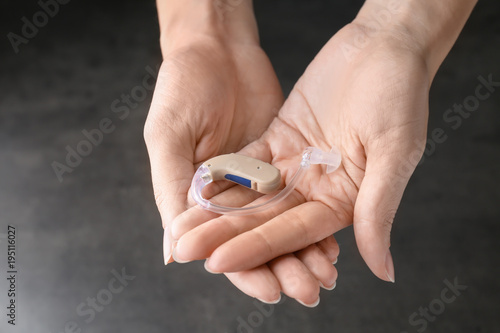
172;23;430;288
144;35;282;230
144;34;340;305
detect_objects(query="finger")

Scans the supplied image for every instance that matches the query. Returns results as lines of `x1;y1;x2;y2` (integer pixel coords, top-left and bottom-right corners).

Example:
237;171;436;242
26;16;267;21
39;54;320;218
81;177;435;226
316;234;340;263
144;83;197;264
353;154;413;283
173;190;304;263
205;201;349;273
146;124;193;264
145;126;193;226
268;254;320;307
224;265;281;304
295;244;338;290
172;182;264;240
147;137;193;264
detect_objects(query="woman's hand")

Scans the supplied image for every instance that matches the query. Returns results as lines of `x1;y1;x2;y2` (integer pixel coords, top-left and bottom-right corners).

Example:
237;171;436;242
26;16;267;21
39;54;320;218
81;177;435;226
145;35;283;232
145;1;341;306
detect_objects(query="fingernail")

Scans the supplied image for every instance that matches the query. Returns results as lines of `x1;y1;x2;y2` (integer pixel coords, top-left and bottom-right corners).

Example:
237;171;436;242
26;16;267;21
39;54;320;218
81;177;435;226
332;257;338;265
297;296;320;308
257;294;281;304
204;259;220;274
163;228;173;265
320;281;336;291
171;246;190;264
385;249;395;283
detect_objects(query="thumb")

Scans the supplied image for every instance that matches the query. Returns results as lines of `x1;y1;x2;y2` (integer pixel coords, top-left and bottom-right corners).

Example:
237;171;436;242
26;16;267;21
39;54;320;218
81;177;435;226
353;150;419;283
144;117;194;264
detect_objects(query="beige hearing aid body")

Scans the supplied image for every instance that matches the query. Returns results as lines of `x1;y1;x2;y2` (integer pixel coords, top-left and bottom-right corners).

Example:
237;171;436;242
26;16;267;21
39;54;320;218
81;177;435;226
202;153;281;194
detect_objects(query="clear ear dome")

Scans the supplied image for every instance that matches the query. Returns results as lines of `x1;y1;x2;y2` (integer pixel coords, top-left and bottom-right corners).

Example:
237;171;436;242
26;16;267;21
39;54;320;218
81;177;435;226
302;146;341;173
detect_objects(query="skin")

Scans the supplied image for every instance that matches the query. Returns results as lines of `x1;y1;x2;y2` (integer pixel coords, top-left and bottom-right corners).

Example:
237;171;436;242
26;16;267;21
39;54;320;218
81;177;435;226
145;0;477;306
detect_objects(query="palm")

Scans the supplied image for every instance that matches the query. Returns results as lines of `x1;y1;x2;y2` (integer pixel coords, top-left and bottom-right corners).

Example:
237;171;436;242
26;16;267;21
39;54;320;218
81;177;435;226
267;23;430;228
145;37;282;225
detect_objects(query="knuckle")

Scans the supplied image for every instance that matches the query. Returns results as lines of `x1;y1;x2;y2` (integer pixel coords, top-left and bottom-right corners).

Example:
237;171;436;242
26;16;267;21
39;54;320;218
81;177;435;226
356;207;397;239
317;236;340;262
380;208;397;244
284;267;318;300
382;209;397;228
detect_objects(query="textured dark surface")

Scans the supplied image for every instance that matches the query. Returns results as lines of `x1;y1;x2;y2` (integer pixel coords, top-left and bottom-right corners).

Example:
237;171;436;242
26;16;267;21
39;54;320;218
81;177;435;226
0;0;499;332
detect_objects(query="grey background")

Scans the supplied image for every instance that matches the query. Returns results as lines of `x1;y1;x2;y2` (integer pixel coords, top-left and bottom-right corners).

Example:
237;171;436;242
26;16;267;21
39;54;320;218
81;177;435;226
0;0;499;332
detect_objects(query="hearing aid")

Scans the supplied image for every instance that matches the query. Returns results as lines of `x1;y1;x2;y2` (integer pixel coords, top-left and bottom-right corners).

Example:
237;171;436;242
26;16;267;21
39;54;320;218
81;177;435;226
200;153;282;194
190;146;342;216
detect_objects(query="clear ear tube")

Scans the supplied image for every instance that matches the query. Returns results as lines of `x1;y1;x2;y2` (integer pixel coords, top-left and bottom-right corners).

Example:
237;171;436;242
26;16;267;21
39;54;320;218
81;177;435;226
190;146;341;216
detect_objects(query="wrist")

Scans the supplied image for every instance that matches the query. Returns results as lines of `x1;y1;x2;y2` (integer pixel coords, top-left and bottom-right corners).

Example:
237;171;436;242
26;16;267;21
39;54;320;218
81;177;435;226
156;0;259;56
352;0;477;79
